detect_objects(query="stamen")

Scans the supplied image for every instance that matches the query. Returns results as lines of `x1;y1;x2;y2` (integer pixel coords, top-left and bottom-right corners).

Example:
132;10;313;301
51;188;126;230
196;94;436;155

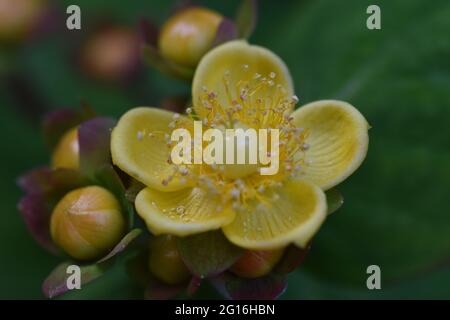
168;67;311;211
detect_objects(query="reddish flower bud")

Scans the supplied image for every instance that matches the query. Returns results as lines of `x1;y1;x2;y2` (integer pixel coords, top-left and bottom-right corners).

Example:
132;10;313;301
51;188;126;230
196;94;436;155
230;249;285;278
80;26;140;82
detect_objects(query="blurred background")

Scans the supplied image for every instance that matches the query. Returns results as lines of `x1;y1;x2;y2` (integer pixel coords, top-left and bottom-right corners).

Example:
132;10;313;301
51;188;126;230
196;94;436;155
1;0;450;299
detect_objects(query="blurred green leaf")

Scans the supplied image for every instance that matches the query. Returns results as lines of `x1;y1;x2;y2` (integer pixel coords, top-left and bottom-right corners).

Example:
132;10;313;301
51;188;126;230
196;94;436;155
235;0;258;38
325;189;344;215
98;229;142;263
211;272;286;300
78;117;116;179
259;0;450;297
95;165;136;228
42;262;105;299
142;45;194;81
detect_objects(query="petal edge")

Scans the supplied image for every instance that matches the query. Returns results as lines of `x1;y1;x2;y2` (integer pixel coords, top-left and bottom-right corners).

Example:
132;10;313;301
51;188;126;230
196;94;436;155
292;100;369;190
222;179;327;250
135;187;235;237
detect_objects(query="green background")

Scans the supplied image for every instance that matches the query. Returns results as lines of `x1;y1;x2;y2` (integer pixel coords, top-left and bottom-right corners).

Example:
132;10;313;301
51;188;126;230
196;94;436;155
1;0;450;299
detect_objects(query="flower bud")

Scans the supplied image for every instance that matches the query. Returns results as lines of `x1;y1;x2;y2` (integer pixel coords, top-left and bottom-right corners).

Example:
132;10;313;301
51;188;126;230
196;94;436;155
51;127;79;170
158;7;223;68
0;0;46;42
50;186;126;261
80;26;140;82
148;235;191;285
230;249;285;278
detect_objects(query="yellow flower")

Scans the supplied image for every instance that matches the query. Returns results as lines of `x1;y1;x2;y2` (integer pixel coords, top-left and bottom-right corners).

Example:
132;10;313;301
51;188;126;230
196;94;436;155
111;40;369;250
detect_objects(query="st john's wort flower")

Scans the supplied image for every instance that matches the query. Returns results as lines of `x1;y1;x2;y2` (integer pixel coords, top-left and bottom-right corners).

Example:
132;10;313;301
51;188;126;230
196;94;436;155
111;40;369;253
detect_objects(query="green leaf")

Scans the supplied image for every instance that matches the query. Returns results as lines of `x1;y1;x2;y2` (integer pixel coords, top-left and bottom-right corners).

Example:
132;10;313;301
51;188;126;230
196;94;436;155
273;245;309;275
95;165;136;228
42;107;95;149
42;262;106;299
325;189;344;215
78;117;116;179
210;273;287;300
177;231;243;278
124;179;146;203
265;0;450;297
235;0;258;38
42;229;141;299
142;45;194;80
97;229;142;263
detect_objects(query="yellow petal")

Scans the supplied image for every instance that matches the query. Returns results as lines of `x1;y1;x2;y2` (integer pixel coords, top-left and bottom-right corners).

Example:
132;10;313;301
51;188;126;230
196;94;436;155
192;40;294;120
291;100;369;190
135;187;235;237
222;179;327;250
111;107;192;192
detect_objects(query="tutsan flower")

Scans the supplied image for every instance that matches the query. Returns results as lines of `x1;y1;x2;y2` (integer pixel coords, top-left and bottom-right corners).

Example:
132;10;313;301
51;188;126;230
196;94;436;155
112;40;370;251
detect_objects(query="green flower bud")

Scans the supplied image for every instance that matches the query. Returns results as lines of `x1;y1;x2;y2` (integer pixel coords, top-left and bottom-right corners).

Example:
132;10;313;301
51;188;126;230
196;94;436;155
50;186;126;261
148;235;191;285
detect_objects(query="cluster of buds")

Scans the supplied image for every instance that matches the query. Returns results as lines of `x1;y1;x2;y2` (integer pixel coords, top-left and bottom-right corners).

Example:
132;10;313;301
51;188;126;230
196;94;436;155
15;5;313;300
126;231;313;300
18;106;141;298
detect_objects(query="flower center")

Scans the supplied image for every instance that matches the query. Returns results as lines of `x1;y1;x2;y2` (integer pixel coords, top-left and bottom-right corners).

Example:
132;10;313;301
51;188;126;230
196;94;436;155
163;67;310;210
216;121;259;179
